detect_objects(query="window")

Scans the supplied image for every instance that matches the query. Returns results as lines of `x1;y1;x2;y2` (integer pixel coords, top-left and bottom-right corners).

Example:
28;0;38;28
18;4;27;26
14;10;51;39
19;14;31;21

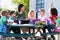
36;0;44;10
36;0;44;18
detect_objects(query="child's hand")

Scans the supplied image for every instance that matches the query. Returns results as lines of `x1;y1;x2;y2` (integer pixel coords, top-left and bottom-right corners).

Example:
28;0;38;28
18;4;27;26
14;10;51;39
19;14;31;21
51;2;53;7
26;18;30;20
9;22;14;24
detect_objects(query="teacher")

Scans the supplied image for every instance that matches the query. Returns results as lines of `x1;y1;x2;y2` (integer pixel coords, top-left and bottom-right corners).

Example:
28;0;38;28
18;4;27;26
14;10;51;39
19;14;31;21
16;4;26;19
13;4;26;39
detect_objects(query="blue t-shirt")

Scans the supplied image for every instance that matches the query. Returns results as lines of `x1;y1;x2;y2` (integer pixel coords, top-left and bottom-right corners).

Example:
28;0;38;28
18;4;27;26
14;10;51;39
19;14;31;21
0;16;7;25
9;16;14;20
0;16;7;33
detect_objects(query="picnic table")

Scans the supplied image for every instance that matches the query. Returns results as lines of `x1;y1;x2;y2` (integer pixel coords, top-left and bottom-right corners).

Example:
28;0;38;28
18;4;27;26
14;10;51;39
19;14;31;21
5;24;37;40
35;22;60;40
5;23;55;40
1;22;60;40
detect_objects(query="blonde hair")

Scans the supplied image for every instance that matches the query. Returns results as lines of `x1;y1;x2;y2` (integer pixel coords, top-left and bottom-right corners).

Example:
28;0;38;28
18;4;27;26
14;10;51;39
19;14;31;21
40;9;45;12
28;10;35;17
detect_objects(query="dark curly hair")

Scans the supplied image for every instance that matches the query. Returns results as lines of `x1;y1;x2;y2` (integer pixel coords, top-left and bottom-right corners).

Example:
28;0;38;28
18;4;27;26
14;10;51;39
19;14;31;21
10;11;15;15
50;8;58;16
18;4;24;12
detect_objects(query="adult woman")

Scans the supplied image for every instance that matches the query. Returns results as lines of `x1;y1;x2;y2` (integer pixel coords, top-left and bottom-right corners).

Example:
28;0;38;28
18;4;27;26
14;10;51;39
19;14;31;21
14;4;26;39
16;4;26;19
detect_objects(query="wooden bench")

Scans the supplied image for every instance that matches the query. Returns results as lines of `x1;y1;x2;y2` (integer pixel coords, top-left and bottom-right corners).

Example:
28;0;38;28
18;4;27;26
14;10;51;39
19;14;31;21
0;33;34;37
41;32;57;36
0;32;35;40
1;24;37;40
41;32;60;40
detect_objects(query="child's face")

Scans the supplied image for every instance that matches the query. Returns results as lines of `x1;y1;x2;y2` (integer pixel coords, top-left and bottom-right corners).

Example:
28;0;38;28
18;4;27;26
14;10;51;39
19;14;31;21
5;12;9;18
12;13;16;17
40;11;45;16
30;11;34;17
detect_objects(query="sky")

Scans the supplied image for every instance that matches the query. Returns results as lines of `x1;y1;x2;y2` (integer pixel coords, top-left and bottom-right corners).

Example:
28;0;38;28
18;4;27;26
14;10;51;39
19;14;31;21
0;0;17;10
45;0;60;17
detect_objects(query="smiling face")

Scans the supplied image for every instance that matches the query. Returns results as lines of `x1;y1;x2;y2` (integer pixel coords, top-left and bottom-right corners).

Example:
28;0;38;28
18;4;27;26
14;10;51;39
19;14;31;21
20;6;25;11
30;11;34;17
12;12;16;17
5;12;9;18
40;10;45;16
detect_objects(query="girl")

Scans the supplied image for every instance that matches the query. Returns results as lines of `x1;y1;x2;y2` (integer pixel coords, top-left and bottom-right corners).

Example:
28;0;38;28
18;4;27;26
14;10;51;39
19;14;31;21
48;8;58;40
28;10;35;20
28;10;41;35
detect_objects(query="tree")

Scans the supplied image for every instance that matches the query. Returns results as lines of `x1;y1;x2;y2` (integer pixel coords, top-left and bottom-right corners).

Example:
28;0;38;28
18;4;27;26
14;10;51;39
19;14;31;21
0;8;2;11
12;0;29;13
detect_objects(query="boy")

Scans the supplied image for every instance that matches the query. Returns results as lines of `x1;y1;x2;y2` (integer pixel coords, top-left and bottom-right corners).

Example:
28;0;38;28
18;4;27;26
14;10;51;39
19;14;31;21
9;11;16;20
9;11;16;23
38;9;48;39
38;9;47;22
0;10;9;33
38;9;47;33
1;10;9;25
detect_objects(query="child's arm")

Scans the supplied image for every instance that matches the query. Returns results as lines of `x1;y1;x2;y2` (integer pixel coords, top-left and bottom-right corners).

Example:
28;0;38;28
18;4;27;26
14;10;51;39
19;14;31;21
49;2;54;13
1;16;8;24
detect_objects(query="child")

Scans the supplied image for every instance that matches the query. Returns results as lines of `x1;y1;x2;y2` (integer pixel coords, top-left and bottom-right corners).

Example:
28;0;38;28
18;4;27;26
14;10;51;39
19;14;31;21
28;10;42;35
38;9;47;33
28;10;36;24
1;10;9;25
48;8;58;33
43;8;58;40
38;9;48;39
9;11;16;20
9;11;17;31
28;10;35;20
38;9;47;22
50;8;58;26
22;10;36;33
9;11;22;39
49;8;58;40
9;11;16;23
0;10;9;33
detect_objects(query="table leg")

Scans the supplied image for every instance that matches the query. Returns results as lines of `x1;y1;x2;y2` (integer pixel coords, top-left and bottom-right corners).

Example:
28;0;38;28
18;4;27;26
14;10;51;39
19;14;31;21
46;36;48;40
58;34;60;40
29;28;34;34
29;28;31;34
33;28;35;34
9;37;12;40
31;37;33;40
6;37;8;40
0;36;4;40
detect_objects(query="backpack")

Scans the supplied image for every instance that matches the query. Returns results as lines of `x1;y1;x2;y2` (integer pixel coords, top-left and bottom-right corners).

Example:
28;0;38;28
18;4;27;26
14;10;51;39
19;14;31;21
53;27;60;32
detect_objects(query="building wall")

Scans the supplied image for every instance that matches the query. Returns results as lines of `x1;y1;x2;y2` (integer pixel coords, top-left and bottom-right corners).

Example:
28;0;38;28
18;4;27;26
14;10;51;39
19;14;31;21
29;0;36;17
29;0;44;18
29;0;60;18
45;0;60;17
29;0;36;10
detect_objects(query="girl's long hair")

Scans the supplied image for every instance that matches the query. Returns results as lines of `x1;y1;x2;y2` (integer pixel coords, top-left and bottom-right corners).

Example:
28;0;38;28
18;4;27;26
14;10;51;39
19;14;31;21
28;9;35;18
